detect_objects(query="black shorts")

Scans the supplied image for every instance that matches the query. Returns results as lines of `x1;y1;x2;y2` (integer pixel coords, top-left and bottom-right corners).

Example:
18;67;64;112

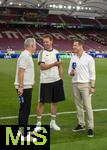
39;79;65;103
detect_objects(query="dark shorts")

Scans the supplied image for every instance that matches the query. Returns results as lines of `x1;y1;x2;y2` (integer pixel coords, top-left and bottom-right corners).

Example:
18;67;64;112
39;79;65;103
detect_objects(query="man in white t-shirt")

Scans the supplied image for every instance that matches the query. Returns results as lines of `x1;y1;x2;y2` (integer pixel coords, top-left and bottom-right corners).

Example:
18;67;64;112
36;34;65;131
68;39;96;137
14;38;36;130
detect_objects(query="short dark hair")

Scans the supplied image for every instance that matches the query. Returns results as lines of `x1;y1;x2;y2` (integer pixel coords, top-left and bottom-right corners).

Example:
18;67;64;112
43;34;53;41
73;39;84;45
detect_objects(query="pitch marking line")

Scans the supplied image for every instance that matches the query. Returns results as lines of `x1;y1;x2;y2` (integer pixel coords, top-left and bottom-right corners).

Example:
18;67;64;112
0;108;107;120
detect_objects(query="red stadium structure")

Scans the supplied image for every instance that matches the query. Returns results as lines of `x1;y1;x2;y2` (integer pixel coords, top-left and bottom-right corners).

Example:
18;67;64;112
0;24;107;52
0;2;107;53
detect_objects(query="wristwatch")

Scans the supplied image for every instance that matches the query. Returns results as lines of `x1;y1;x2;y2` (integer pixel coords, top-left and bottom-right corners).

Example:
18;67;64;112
91;86;95;89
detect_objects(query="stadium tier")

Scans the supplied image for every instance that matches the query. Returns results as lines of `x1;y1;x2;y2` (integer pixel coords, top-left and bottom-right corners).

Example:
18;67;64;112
96;18;107;26
0;25;107;52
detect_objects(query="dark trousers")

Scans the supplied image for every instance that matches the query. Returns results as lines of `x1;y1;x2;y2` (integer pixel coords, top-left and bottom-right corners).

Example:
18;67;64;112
17;88;32;126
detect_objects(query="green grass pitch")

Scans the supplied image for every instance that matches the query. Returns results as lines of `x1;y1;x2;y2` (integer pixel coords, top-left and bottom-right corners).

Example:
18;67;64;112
0;58;107;150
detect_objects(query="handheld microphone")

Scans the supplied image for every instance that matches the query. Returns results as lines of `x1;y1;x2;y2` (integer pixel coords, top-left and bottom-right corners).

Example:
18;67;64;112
72;62;76;69
71;62;76;76
19;96;24;104
56;53;60;61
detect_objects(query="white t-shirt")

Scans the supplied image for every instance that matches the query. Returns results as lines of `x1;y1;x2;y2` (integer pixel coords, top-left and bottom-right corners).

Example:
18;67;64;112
38;49;61;83
68;52;96;83
14;50;35;89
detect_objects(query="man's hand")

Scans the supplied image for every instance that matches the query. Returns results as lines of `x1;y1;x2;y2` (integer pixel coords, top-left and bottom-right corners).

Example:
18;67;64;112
40;61;63;70
18;87;23;96
89;87;95;95
54;61;63;67
70;69;76;76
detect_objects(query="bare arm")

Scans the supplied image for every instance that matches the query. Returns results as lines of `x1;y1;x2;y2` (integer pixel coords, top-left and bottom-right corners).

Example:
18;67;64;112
89;58;96;94
90;80;95;88
18;68;25;96
40;61;62;70
58;63;63;79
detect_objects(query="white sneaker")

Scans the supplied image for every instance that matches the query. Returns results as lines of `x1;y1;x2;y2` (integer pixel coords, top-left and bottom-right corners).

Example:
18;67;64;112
20;132;31;142
17;130;22;136
50;121;61;131
34;122;41;133
26;132;31;142
17;129;31;142
36;121;41;126
17;128;24;137
21;135;25;142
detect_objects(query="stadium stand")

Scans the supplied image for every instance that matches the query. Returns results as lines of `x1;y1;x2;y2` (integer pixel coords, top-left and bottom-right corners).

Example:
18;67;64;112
0;24;107;52
0;6;107;52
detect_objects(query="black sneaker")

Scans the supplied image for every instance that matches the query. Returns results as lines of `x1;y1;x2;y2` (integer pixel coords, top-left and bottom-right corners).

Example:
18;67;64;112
88;129;94;137
72;124;85;132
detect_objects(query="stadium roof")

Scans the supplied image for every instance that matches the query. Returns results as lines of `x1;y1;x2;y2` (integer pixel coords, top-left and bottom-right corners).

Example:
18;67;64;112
0;0;107;18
